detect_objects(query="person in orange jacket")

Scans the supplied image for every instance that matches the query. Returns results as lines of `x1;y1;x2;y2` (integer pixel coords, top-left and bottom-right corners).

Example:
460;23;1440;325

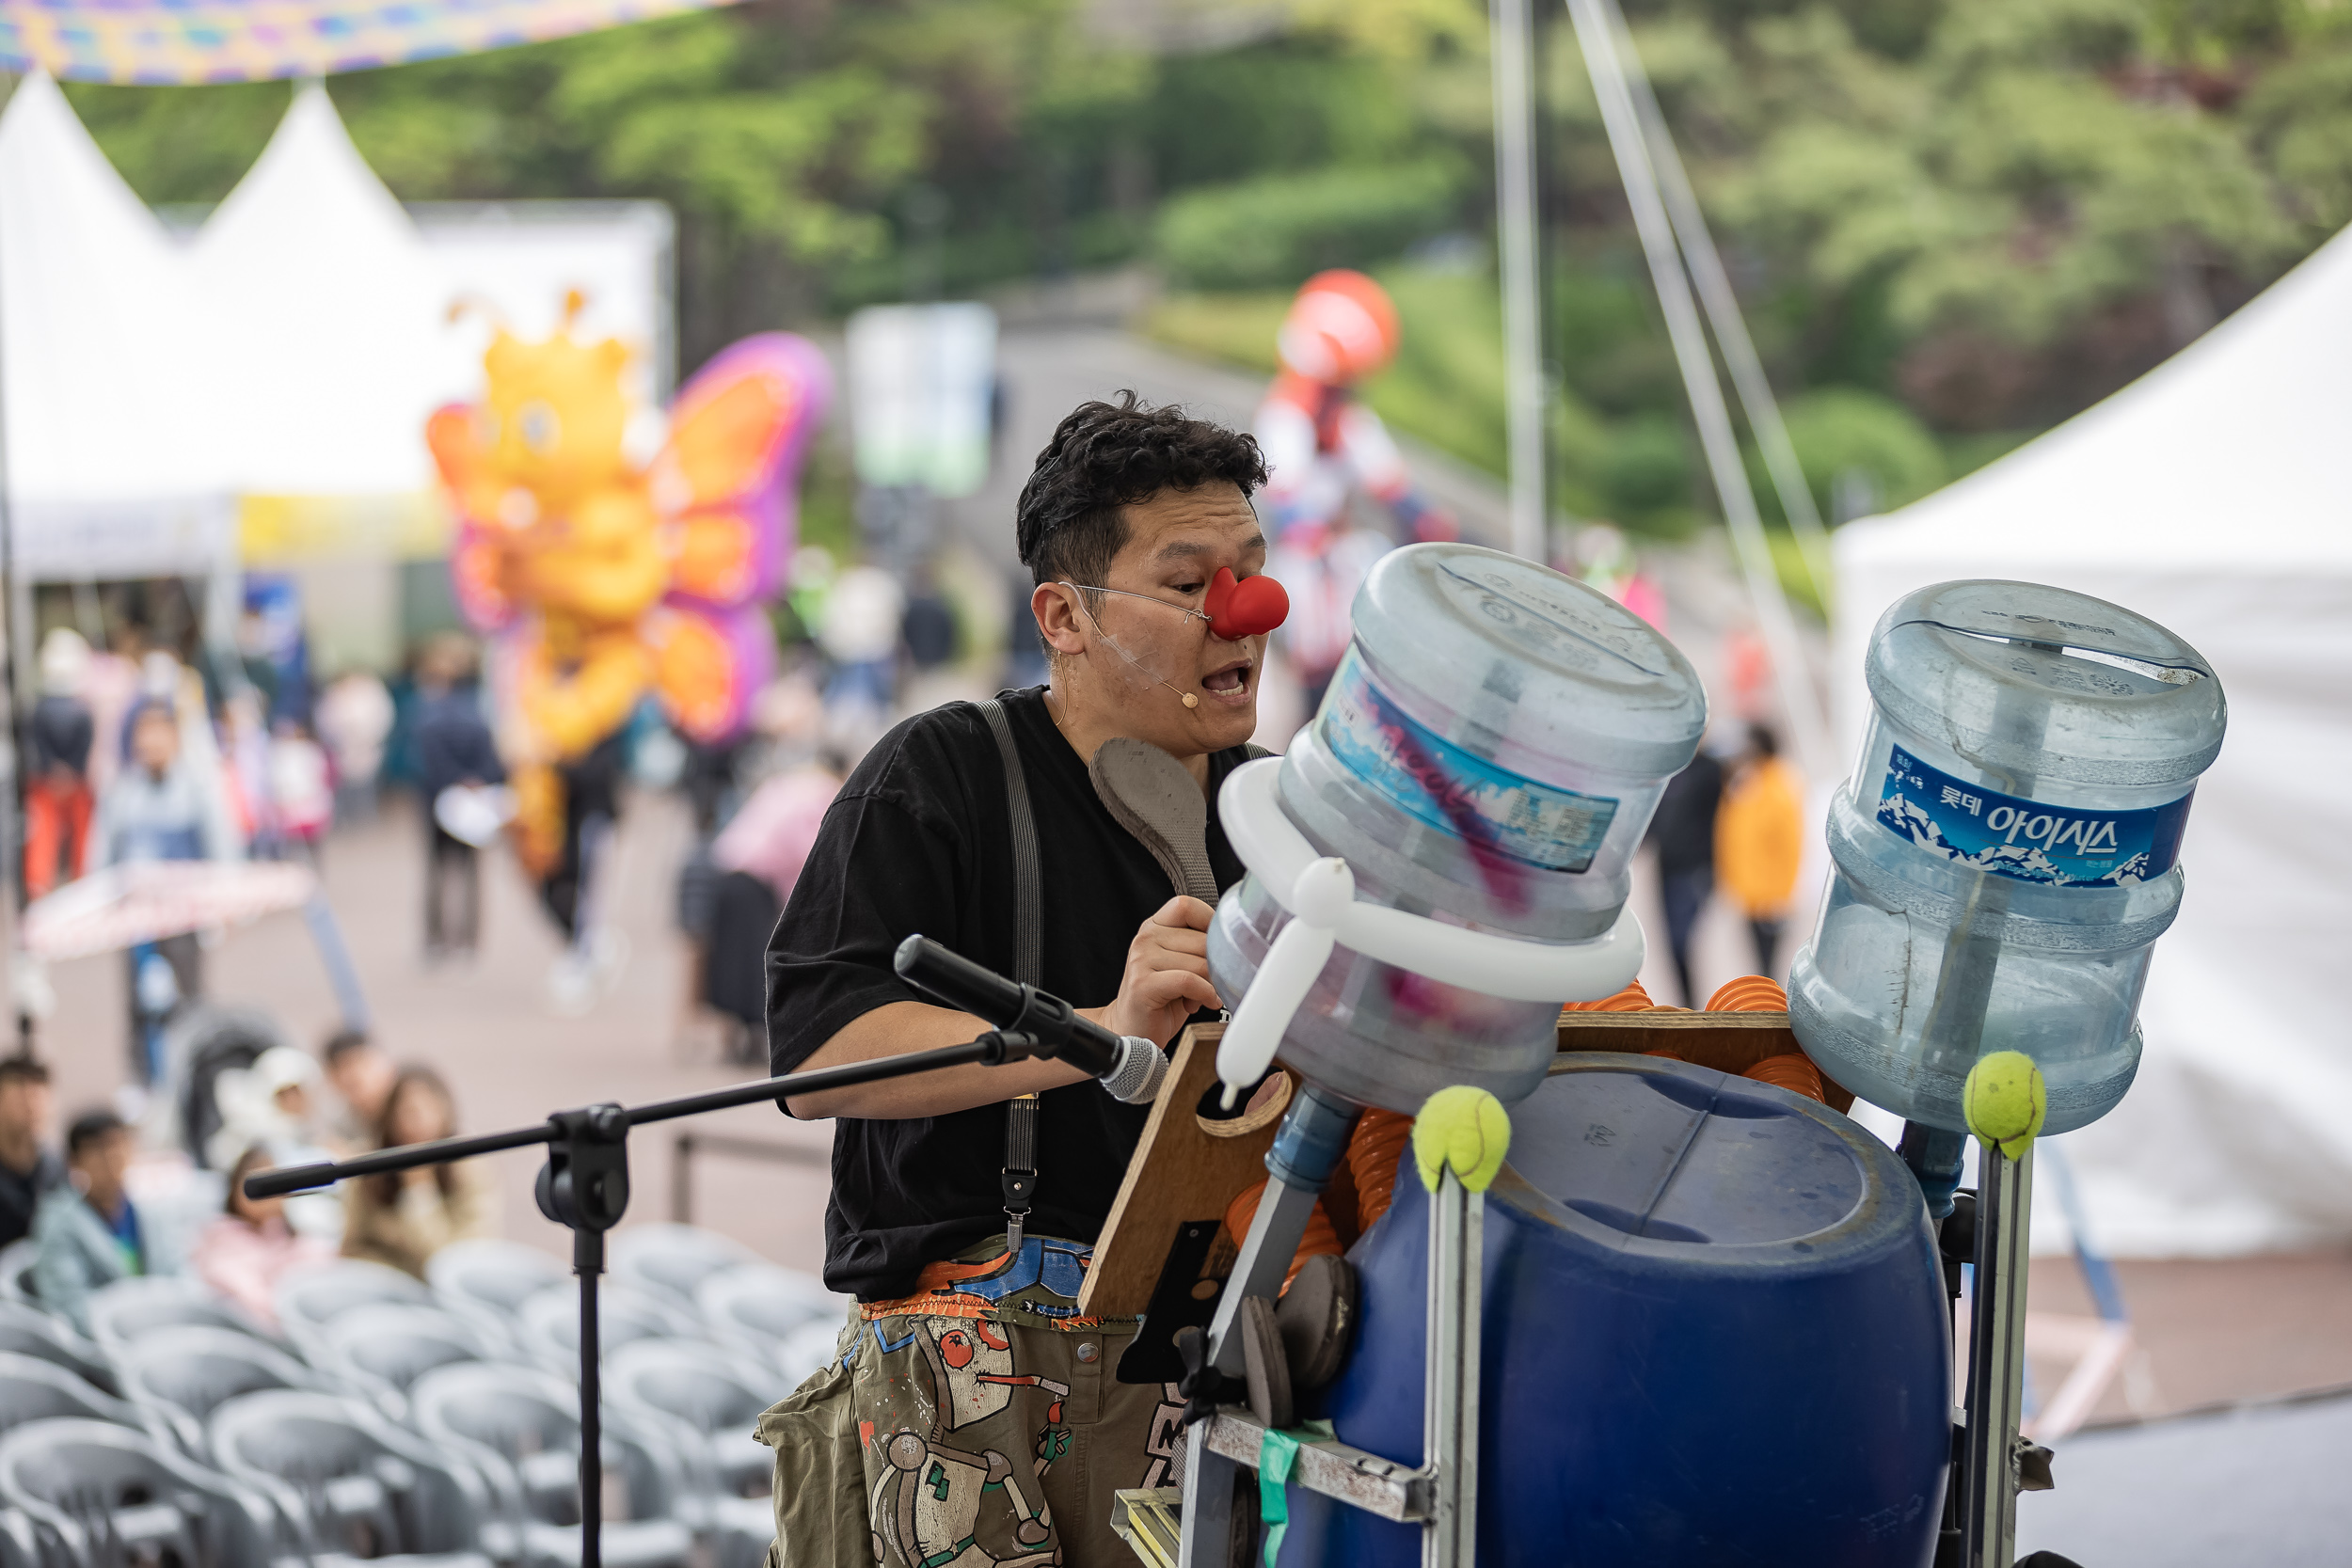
1715;723;1804;976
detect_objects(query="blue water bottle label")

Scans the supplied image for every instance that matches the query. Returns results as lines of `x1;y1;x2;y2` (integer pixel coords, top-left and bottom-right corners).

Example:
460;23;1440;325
1320;649;1620;873
1876;745;2191;887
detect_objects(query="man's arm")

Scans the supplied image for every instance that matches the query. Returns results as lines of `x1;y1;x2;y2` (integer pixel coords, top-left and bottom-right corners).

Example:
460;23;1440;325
784;895;1222;1119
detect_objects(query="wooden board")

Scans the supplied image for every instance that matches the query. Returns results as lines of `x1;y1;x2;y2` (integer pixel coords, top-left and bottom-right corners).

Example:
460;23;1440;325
1079;1022;1279;1320
1554;1009;1854;1113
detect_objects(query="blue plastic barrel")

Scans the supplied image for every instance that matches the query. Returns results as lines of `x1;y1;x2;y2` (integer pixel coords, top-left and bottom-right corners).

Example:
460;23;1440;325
1278;1054;1950;1568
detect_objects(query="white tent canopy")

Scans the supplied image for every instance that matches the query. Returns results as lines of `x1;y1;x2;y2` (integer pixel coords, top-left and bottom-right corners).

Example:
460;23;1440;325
4;76;675;602
191;81;477;497
0;71;231;576
1835;225;2352;1258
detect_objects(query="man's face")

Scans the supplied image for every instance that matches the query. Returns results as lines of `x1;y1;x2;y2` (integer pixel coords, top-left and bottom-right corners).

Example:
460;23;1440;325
0;1079;51;1148
1042;483;1267;757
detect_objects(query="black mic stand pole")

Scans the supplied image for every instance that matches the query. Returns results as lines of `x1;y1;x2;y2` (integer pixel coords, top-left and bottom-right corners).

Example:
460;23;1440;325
246;1028;1053;1568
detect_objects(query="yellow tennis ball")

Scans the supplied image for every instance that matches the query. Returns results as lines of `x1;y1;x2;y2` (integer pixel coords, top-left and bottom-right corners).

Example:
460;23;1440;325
1412;1086;1513;1194
1963;1051;2046;1160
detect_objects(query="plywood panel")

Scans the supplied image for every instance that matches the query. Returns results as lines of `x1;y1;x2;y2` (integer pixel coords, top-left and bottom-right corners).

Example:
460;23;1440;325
1080;1023;1285;1320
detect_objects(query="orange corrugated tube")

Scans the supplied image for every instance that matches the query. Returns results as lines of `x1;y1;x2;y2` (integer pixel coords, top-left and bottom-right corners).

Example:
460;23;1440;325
1743;1053;1827;1102
1564;978;1655;1012
1226;1180;1343;1294
1344;1109;1416;1236
1706;975;1789;1012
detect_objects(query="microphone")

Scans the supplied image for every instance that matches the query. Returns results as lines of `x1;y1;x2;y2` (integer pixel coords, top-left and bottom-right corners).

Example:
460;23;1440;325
894;935;1162;1098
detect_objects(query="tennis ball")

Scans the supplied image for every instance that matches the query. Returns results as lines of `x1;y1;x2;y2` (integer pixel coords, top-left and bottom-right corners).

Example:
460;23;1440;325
1412;1086;1513;1194
1963;1051;2047;1161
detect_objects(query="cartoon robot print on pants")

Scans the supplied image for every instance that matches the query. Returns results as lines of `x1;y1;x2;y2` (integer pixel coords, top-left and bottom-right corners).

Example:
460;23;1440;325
867;1316;1065;1568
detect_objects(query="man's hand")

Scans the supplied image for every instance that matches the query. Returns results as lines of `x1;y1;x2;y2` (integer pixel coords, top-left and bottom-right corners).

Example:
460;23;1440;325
1087;896;1223;1047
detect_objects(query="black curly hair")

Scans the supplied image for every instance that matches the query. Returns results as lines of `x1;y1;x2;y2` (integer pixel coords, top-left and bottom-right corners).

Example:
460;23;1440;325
1014;391;1269;590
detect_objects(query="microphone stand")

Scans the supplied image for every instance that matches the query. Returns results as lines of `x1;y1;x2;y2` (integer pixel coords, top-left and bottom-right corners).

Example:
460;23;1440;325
246;1027;1055;1568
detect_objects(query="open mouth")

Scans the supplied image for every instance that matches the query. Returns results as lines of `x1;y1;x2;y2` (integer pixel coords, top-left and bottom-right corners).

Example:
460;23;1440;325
1200;658;1254;702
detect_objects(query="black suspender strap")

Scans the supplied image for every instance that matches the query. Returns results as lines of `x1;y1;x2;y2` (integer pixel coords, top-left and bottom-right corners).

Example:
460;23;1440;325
978;699;1046;981
977;699;1045;1254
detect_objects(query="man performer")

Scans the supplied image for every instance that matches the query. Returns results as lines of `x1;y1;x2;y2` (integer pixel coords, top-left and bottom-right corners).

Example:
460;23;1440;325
1254;268;1454;716
760;393;1277;1565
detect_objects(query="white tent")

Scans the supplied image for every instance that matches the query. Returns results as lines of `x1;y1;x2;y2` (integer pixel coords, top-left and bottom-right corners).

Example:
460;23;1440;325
1834;226;2352;1258
190;81;476;497
0;71;231;578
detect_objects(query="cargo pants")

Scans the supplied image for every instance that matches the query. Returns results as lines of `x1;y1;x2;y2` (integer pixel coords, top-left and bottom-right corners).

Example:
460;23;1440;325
757;1235;1188;1568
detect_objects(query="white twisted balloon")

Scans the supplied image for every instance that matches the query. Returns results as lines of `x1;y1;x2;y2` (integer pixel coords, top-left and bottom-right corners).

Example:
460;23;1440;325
1214;758;1645;1105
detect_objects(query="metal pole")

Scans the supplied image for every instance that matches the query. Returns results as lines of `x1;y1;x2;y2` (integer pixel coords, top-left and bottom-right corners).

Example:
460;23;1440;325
575;1227;604;1568
1963;1142;2032;1567
1423;1168;1482;1568
0;199;29;1053
1178;1418;1239;1568
672;1133;692;1225
1597;0;1835;604
1492;0;1548;563
1559;0;1832;780
301;891;372;1036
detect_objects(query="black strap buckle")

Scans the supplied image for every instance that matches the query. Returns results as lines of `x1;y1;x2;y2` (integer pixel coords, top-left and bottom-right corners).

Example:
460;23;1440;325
1001;1167;1035;1253
1002;1088;1040;1254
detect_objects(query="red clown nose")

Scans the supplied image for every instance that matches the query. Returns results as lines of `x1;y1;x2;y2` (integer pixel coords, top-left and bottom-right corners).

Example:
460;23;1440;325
1204;567;1289;639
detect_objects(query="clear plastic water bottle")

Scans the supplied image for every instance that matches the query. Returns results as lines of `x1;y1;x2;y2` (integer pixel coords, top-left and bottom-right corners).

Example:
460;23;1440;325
1789;580;2225;1134
1209;543;1707;1111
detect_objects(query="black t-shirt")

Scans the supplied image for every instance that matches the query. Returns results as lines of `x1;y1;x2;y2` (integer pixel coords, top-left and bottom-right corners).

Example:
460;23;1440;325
766;687;1248;1301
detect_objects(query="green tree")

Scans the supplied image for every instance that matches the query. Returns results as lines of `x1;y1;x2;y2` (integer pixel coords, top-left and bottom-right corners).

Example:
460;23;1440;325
37;0;2352;519
1549;0;2352;430
58;0;1116;365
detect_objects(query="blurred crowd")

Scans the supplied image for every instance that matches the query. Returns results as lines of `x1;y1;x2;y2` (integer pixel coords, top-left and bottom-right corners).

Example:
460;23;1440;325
0;1029;490;1337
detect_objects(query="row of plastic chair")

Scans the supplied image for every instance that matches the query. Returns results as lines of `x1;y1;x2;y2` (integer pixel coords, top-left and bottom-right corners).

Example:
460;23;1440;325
0;1223;850;1568
431;1227;848;1380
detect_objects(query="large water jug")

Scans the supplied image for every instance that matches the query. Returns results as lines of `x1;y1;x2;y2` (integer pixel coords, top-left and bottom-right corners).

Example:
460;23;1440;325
1789;580;2225;1134
1208;543;1707;1112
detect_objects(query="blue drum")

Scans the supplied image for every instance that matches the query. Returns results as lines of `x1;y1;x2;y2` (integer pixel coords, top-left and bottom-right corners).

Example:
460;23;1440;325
1278;1054;1950;1568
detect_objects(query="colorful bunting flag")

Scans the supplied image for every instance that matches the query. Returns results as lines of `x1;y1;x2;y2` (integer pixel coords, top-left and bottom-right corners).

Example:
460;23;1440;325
2;0;742;85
